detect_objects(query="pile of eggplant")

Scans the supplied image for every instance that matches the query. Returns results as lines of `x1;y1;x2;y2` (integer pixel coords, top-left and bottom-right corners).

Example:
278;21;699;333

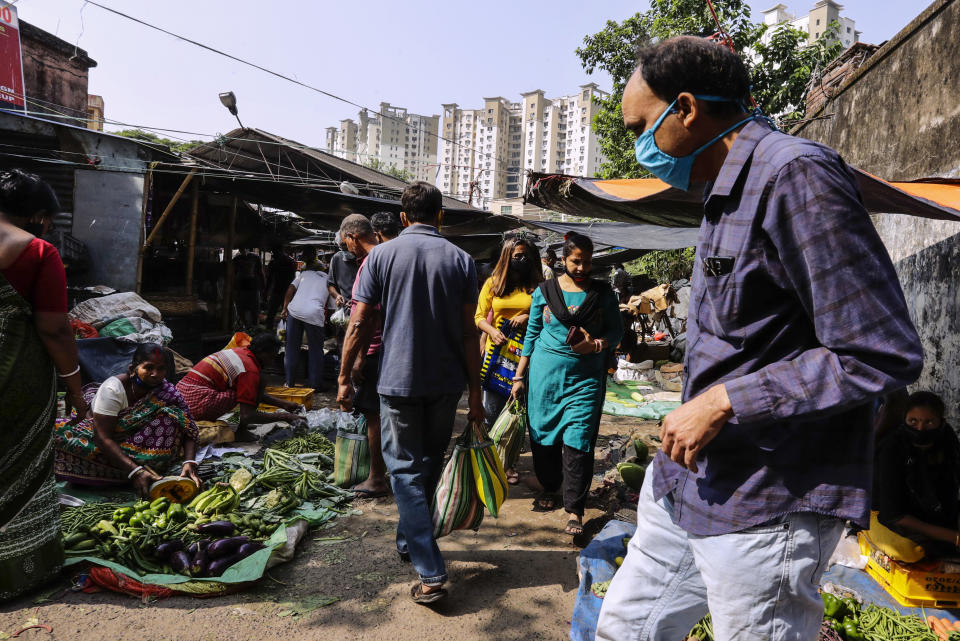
157;520;266;578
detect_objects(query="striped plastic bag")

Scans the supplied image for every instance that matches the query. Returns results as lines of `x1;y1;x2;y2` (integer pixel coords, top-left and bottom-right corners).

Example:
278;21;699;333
432;429;484;539
489;400;526;472
468;422;509;518
333;421;370;488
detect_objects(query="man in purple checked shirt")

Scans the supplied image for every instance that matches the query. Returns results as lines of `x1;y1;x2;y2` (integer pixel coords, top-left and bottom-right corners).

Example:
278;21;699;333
596;37;923;641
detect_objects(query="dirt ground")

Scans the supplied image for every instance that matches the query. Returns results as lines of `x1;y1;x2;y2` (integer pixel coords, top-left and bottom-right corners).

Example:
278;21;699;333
0;393;659;641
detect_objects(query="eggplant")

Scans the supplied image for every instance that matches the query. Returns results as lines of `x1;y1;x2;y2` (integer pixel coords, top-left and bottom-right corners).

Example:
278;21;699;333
206;553;242;577
186;539;209;557
189;540;210;577
197;521;235;537
207;536;250;559
154;540;184;561
236;542;265;559
170;551;191;575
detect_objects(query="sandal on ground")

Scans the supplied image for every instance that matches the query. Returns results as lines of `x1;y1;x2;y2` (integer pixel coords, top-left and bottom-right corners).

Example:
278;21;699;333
564;519;584;535
410;582;447;605
532;492;559;512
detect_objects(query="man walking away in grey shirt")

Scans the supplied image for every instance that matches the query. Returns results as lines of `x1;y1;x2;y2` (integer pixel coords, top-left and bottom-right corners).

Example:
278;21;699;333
340;181;484;606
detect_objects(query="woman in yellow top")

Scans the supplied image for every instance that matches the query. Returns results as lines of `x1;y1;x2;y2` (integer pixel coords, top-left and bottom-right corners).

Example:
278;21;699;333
476;236;542;484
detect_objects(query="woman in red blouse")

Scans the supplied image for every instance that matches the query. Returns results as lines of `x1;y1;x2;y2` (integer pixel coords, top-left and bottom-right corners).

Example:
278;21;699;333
0;169;85;600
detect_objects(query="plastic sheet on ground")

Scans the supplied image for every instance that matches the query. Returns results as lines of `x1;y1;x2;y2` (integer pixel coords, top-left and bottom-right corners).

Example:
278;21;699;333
571;521;960;641
63;513;328;590
571;519;635;641
603;380;681;419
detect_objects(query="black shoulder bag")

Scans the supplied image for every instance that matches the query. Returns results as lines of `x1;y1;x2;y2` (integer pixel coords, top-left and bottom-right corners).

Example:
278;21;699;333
539;277;607;346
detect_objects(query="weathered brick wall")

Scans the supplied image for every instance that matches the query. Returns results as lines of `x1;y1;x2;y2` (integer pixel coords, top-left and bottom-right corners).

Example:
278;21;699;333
795;0;960;418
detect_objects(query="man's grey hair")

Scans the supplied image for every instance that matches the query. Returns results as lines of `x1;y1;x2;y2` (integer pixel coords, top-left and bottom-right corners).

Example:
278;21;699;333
339;213;374;239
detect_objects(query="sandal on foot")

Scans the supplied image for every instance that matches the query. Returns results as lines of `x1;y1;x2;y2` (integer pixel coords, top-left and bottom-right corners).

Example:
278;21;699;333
506;470;520;485
564;519;583;535
410;582;447;604
533;492;559;512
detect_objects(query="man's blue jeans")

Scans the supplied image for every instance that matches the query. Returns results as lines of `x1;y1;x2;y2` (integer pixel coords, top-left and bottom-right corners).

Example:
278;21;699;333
379;393;461;586
284;316;324;389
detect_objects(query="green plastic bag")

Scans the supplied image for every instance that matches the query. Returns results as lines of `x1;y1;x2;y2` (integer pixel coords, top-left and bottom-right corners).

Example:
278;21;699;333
489;400;526;471
333;429;370;488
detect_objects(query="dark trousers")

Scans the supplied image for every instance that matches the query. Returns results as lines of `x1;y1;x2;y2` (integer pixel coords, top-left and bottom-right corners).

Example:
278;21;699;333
530;440;595;516
264;287;287;330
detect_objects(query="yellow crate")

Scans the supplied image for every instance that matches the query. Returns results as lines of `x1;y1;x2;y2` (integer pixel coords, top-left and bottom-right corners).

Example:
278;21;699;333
263;385;315;410
857;531;960;609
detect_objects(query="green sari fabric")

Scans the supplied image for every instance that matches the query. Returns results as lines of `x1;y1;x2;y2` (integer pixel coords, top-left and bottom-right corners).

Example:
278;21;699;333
0;270;63;600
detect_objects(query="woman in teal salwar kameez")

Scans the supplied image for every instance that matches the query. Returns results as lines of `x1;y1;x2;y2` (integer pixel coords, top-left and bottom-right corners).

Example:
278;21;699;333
511;233;622;535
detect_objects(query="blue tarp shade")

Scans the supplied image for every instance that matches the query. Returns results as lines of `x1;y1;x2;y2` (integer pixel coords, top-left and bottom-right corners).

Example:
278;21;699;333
524;220;700;252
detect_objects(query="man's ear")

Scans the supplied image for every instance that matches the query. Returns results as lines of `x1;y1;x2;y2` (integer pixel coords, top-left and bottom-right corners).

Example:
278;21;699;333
675;92;699;129
400;211;410;228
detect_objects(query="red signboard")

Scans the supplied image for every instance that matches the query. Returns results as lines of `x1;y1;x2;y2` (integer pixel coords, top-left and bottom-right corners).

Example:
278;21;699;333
0;1;25;110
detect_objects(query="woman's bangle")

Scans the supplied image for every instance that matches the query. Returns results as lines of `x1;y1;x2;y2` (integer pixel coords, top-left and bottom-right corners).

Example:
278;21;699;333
955;532;959;547
127;465;145;479
182;460;198;466
512;376;524;382
58;365;81;378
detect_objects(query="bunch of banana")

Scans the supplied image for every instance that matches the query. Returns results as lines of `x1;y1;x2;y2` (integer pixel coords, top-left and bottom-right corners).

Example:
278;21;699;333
187;483;239;516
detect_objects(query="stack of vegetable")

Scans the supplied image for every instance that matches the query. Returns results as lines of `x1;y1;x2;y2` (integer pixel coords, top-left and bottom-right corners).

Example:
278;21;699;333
230;449;352;514
617;438;649;491
925;615;960;641
61;491;280;577
684;601;953;641
268;433;335;456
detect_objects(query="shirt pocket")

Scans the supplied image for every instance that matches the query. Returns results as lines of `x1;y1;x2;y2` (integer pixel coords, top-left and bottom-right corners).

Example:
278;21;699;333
699;265;746;344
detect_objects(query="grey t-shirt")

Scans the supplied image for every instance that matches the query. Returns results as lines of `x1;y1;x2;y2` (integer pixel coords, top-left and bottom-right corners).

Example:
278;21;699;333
329;251;359;300
353;224;478;397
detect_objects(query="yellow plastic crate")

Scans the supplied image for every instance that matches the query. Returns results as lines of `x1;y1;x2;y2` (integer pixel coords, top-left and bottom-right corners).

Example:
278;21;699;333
263;385;315;410
858;531;960;609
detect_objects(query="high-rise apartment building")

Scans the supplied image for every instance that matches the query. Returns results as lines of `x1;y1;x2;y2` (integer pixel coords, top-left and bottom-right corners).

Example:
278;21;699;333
762;1;859;49
324;102;439;182
436;84;608;210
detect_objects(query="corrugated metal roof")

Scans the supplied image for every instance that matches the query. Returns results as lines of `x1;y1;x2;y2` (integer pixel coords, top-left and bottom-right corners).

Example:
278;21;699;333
188;128;482;213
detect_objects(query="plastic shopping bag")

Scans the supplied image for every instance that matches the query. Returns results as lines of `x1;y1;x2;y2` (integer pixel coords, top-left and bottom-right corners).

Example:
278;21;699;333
468;422;509;518
333;415;370;488
329;306;349;329
489;400;526;472
432;428;484;538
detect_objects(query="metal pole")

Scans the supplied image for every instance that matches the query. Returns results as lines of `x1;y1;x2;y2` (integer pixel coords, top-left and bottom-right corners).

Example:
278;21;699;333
135;164;154;294
185;179;200;295
222;196;237;331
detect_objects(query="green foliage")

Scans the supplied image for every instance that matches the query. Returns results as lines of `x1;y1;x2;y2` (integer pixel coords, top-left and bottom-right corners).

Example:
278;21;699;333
113;128;203;153
576;1;843;178
628;248;696;283
364;158;413;182
751;21;843;123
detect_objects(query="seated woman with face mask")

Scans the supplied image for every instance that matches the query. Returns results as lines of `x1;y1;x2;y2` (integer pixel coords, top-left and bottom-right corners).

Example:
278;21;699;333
54;343;201;497
874;391;960;557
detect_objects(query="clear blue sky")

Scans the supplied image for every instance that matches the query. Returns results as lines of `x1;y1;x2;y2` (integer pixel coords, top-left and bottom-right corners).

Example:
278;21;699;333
10;0;922;149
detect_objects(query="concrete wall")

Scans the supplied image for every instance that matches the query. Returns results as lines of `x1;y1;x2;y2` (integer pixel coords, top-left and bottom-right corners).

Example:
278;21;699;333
795;0;960;415
19;22;96;125
72;171;144;292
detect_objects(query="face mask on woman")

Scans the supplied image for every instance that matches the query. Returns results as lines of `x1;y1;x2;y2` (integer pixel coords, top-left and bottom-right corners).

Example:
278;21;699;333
510;256;529;272
899;422;943;447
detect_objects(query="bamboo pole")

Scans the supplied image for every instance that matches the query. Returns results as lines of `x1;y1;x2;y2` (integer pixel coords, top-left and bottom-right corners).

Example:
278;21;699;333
185;179;200;295
142;168;197;250
222;196;238;330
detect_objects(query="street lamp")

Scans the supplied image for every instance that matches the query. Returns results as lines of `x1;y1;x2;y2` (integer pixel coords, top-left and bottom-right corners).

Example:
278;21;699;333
218;91;244;129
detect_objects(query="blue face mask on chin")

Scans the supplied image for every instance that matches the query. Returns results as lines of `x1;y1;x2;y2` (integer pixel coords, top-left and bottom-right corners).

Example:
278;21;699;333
634;95;754;191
